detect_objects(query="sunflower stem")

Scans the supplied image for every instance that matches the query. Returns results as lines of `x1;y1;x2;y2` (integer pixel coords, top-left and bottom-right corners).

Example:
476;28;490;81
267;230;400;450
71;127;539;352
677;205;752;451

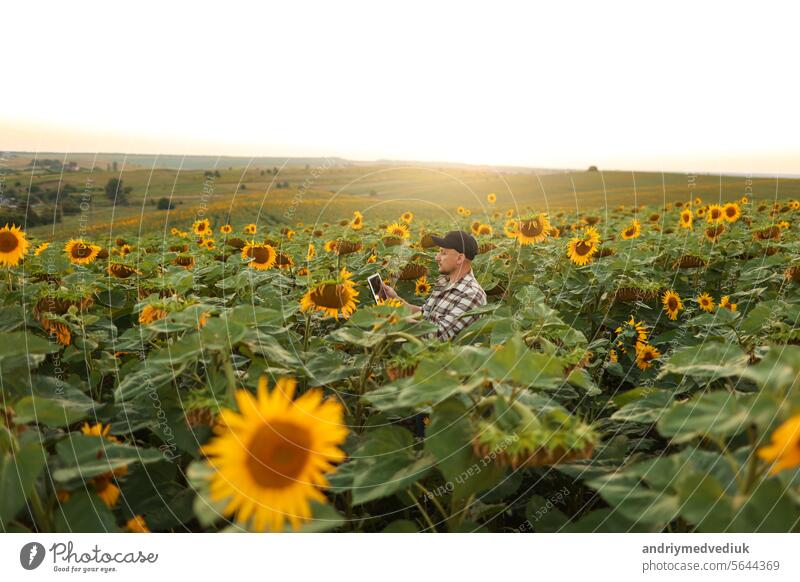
223;354;238;407
407;490;437;532
302;312;312;353
29;486;52;532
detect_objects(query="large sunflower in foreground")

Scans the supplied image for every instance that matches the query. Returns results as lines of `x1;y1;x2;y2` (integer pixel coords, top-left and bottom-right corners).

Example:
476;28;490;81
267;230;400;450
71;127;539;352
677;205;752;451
620;220;641;240
515;213;551;245
0;223;30;267
300;269;359;319
662;290;683;320
201;376;348;532
241;242;277;270
64;239;101;265
758;414;800;475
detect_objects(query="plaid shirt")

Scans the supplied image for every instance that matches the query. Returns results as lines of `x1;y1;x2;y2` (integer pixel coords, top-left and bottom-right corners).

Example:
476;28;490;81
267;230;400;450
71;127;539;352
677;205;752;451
421;270;487;341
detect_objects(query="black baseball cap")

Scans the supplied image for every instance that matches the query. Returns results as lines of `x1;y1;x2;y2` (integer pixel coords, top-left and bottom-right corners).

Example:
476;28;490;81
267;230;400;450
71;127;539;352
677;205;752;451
431;230;479;260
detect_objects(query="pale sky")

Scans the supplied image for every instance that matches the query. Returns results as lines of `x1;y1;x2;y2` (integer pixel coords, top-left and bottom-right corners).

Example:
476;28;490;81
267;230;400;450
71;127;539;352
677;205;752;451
2;1;799;174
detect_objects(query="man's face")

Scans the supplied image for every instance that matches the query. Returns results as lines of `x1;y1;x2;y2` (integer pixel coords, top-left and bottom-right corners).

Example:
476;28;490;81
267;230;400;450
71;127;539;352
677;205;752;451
435;247;462;274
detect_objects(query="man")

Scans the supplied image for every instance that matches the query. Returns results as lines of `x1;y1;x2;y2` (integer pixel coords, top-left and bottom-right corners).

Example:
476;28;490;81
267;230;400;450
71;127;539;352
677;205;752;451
381;230;487;341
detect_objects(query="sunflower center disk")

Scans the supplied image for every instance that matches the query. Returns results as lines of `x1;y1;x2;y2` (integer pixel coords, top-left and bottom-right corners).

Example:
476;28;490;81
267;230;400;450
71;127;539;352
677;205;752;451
72;244;93;258
246;421;312;489
575;241;593;256
310;284;348;309
0;231;19;253
520;219;543;237
250;247;272;263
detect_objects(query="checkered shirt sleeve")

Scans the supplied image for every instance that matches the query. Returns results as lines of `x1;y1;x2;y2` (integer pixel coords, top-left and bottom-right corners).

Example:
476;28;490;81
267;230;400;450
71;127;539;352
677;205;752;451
421;273;487;341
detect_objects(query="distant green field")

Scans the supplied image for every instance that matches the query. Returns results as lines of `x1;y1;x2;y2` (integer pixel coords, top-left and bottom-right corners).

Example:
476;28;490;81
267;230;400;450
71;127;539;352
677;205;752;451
3;154;798;241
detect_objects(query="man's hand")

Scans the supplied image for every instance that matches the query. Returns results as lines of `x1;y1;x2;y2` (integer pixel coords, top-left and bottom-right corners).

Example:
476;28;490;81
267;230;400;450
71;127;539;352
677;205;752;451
381;283;423;314
380;283;398;299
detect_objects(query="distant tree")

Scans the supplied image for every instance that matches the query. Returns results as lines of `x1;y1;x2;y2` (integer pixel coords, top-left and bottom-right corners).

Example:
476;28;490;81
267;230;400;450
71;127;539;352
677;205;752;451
214;170;221;178
588;165;598;172
112;161;118;172
204;170;213;177
240;184;247;190
369;189;378;197
260;170;265;176
104;178;131;205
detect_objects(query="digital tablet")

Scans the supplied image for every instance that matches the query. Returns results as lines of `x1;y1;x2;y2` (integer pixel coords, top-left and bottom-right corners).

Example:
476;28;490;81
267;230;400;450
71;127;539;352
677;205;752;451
366;273;384;304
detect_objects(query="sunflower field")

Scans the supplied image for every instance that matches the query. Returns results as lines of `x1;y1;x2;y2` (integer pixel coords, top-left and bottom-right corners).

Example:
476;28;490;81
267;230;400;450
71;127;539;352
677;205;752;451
1;194;800;533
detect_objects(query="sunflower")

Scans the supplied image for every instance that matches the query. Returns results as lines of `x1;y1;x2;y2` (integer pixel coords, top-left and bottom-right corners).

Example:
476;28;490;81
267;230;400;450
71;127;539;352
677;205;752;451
244;223;257;235
400;211;414;224
193;218;211;236
790;200;800;210
662;290;683;320
323;240;337;253
108;262;140;279
201;376;347;532
306;243;316;262
757;414;800;475
112;243;134;256
503;220;518;238
477;224;493;236
778;220;791;230
470;220;481;235
41;318;71;346
679;209;693;229
126;515;151;533
386;222;410;239
350;211;364;230
139;305;168;325
241;242;277;270
635;343;661;370
516;213;551;245
741;196;749;205
566;238;597;266
697;292;715;312
696;206;706;218
620;220;641;240
457;206;467;216
415;276;432;296
64;239;101;265
582;226;601;245
300;269;359;319
487;193;496;204
33;241;50;256
723;202;741;223
506;208;515;218
706;204;724;224
367;253;377;264
81;422;127;508
704;224;726;243
695;197;702;206
275;252;295;270
0;223;30;267
219;224;233;235
463;208;472;217
170;227;182;236
719;295;737;312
